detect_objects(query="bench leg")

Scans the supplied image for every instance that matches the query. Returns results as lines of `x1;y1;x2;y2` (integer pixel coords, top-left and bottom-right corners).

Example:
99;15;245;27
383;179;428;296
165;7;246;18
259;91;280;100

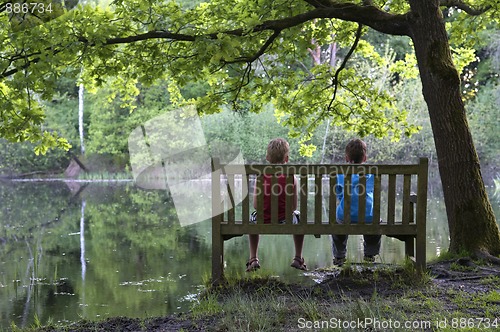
415;231;426;273
212;229;224;284
404;237;415;258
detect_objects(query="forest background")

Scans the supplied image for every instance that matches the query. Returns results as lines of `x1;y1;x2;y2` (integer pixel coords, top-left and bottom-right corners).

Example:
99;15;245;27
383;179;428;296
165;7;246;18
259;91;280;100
0;0;498;181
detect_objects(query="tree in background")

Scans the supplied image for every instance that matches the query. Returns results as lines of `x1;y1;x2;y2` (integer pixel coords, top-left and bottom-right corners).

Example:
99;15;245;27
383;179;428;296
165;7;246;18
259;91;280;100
0;1;499;257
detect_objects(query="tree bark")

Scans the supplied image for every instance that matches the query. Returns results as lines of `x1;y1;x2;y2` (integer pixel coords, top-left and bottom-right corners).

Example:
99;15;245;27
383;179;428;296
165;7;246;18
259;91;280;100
408;0;500;255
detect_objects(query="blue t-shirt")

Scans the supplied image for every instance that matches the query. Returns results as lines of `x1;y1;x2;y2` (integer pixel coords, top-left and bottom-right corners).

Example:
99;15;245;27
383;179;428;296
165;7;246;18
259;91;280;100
336;174;374;223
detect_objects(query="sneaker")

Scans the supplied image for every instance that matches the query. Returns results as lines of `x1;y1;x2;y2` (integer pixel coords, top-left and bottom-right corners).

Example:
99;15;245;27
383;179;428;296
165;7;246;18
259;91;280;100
333;257;346;267
363;255;376;263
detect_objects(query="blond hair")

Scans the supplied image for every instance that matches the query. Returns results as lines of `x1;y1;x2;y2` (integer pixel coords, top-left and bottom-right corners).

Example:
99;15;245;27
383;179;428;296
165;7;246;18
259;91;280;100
266;138;289;164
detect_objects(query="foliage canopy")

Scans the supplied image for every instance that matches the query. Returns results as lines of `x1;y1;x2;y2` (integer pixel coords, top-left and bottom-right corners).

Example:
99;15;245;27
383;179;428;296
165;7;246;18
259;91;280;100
2;0;498;154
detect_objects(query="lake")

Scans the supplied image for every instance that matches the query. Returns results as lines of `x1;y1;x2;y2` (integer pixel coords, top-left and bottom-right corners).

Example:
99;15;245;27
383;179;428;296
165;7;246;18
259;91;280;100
1;177;499;329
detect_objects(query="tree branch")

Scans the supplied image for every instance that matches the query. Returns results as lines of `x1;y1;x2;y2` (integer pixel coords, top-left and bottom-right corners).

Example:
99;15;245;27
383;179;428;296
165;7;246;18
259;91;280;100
228;30;282;64
1;47;64;78
439;0;492;15
303;1;409;35
94;5;409;47
327;23;363;112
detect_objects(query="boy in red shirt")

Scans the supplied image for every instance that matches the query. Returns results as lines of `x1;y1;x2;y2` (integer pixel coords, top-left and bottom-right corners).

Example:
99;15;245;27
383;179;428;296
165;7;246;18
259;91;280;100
246;138;306;272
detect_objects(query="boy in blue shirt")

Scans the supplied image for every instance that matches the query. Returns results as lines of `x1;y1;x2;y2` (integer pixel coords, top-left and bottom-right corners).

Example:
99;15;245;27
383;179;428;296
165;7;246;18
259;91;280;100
332;139;381;266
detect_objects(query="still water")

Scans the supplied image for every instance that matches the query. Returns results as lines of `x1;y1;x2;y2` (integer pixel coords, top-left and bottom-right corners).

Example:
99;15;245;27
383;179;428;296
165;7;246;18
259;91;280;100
0;178;499;329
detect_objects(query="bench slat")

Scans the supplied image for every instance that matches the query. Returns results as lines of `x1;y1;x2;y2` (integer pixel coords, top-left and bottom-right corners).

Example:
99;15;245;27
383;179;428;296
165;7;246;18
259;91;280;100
300;174;308;224
271;175;279;224
358;174;366;224
387;174;396;225
242;174;249;224
315;174;322;224
227;174;235;224
409;193;416;223
211;159;223;221
220;223;418;235
344;174;351;224
373;174;381;225
402;174;411;225
256;176;264;223
285;175;294;224
329;175;337;224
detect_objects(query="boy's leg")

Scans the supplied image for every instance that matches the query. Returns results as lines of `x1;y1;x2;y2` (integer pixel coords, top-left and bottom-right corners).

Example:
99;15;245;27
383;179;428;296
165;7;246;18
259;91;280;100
290;212;307;270
363;234;381;258
246;234;261;271
331;234;348;259
290;234;307;270
248;234;259;259
291;212;303;257
293;234;304;258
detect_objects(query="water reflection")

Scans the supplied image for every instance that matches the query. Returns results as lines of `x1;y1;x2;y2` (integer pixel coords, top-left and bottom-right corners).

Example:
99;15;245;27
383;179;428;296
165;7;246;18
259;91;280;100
0;179;498;329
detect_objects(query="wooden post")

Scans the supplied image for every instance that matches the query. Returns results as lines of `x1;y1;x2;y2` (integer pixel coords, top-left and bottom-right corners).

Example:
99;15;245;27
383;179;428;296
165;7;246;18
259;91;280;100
211;158;224;283
405;238;415;258
416;157;428;272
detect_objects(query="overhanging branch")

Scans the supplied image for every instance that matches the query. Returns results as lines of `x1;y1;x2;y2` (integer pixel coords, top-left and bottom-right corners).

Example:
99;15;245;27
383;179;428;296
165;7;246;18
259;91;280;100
4;0;490;81
440;0;492;15
228;30;282;64
327;23;363;112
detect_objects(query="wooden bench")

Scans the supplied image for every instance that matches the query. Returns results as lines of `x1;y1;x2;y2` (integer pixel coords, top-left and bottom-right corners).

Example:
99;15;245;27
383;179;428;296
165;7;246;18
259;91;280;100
211;158;428;282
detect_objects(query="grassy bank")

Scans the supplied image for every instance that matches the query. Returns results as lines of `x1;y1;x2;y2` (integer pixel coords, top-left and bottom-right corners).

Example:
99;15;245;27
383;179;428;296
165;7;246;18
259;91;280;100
9;258;500;332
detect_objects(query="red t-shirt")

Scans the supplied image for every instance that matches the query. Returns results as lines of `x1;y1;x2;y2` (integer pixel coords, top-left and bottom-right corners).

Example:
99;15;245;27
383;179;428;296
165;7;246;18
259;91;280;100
259;174;295;222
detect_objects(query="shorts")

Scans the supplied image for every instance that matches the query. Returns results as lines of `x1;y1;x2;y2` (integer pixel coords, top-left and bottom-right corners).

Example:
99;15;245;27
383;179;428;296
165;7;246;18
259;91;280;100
250;210;300;224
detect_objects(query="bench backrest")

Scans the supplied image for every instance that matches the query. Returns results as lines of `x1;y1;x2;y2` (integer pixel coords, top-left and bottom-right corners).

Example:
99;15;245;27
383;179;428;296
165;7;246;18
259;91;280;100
211;158;428;234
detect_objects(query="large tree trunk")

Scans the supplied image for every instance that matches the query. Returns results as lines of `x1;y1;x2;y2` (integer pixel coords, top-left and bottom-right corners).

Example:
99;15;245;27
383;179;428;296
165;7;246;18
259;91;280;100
408;0;500;255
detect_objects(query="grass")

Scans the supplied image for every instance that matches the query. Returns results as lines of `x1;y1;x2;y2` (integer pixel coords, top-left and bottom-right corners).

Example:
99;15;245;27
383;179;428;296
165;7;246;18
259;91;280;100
187;264;449;331
480;275;500;286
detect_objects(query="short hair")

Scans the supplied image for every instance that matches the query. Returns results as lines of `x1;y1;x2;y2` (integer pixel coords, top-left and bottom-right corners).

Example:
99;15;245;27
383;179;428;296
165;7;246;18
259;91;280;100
345;138;367;163
266;138;290;164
